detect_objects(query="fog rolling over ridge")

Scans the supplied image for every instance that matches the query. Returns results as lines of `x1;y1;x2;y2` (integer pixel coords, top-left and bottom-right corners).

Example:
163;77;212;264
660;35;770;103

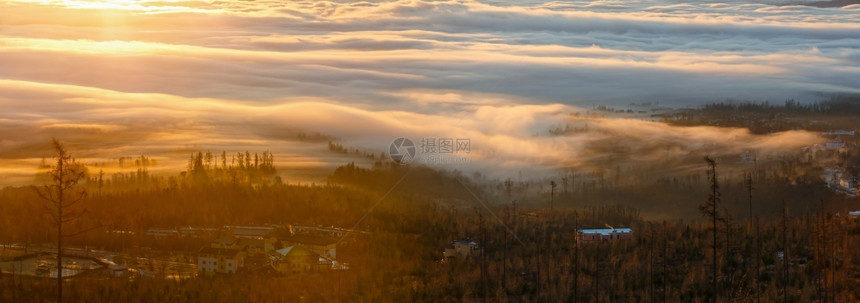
0;0;858;184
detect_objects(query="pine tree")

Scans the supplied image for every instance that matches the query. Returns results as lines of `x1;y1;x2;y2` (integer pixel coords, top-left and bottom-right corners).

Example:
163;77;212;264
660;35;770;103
31;139;88;303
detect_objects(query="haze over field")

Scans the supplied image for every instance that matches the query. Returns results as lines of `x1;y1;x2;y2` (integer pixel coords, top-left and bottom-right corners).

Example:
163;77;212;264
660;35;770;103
1;0;858;185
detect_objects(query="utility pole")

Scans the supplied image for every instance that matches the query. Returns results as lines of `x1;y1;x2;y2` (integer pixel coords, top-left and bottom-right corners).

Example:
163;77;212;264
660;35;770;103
479;212;486;303
502;205;508;292
649;223;654;303
548;180;556;299
573;210;579;303
595;241;601;302
782;200;789;303
503;178;513;292
662;221;668;303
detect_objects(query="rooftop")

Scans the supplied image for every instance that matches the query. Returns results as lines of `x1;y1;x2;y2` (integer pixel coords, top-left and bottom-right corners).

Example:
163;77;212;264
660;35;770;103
232;226;275;230
284;234;339;246
445;239;478;248
199;247;241;256
232;226;274;237
274;246;317;258
238;237;265;247
577;228;633;235
213;237;238;246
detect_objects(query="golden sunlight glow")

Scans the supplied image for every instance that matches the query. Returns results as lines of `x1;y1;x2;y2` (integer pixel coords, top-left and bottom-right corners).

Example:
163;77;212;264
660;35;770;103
9;0;139;10
0;2;858;301
1;0;857;187
7;0;205;12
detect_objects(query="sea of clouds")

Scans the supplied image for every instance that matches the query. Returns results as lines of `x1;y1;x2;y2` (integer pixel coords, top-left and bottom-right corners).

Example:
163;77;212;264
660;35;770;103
0;0;856;184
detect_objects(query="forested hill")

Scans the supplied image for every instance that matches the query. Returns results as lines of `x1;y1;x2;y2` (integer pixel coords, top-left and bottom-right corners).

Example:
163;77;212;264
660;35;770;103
659;94;860;134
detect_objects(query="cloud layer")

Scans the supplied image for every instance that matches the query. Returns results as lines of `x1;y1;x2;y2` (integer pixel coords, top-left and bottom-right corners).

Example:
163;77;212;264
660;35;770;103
0;0;854;184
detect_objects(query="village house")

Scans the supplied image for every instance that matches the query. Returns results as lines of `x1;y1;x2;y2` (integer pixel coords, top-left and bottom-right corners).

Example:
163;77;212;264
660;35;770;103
211;234;278;255
197;248;244;275
739;151;757;163
822;130;855;136
824;168;858;195
211;237;239;249
826;139;846;150
238;237;272;256
839;177;858;194
576;227;634;244
283;234;338;259
442;239;481;259
270;246;330;275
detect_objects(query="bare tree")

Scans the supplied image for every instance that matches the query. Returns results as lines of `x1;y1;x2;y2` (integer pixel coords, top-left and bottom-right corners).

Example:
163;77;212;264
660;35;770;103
31;138;88;303
699;156;721;303
746;172;760;303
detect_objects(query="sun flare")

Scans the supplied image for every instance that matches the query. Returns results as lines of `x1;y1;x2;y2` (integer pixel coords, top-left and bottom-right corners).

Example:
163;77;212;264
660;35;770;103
8;0;185;11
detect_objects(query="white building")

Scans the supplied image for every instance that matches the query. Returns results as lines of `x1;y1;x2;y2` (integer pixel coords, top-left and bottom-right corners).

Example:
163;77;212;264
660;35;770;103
270;246;330;275
824;168;857;194
826;139;846;150
198;248;244;274
283;235;338;260
839;178;857;193
822;130;855;136
577;227;633;244
443;239;481;259
740;151;757;163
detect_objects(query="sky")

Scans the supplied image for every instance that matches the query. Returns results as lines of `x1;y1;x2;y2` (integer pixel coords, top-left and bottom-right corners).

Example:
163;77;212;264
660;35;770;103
0;0;857;185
